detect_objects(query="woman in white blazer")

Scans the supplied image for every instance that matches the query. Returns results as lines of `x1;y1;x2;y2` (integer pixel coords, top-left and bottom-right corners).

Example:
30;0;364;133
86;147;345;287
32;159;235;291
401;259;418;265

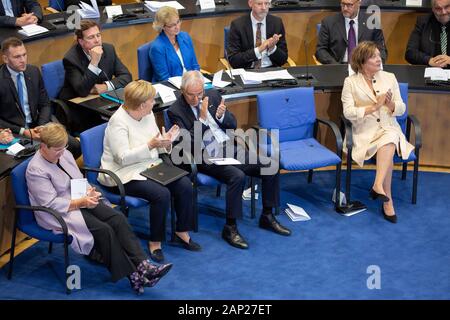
98;80;200;262
341;41;414;223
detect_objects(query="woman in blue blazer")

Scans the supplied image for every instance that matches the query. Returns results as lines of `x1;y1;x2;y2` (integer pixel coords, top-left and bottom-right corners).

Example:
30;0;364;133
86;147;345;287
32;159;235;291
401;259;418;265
149;7;200;82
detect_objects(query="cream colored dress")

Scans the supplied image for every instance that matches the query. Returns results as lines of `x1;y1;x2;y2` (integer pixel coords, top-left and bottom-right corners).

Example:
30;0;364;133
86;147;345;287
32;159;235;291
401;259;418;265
341;71;414;167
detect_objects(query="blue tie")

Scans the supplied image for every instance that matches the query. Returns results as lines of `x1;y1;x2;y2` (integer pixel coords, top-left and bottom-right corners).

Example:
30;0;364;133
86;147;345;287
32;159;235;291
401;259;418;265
17;73;25;112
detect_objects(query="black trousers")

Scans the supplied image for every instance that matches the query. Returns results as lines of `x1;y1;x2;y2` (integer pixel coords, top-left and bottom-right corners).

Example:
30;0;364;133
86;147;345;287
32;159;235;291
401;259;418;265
123;176;195;242
80;202;147;282
67;134;81;159
197;163;280;219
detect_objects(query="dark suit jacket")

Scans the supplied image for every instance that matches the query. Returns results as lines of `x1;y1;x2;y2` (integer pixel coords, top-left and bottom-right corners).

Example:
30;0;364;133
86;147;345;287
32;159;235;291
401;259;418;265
59;43;131;100
0;0;42;27
227;13;288;69
405;14;449;66
167;89;237;155
316;13;387;64
0;63;51;134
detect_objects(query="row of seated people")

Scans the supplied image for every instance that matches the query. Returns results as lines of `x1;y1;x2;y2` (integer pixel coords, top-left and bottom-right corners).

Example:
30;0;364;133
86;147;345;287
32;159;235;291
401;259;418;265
1;0;449;69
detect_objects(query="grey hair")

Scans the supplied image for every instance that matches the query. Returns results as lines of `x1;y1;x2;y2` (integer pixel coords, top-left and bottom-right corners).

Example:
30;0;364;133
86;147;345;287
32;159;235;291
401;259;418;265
181;70;204;91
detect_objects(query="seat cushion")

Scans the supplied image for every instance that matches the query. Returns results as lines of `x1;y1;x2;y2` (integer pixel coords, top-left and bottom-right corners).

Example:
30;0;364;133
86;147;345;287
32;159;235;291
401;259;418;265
279;138;341;171
20;223;73;244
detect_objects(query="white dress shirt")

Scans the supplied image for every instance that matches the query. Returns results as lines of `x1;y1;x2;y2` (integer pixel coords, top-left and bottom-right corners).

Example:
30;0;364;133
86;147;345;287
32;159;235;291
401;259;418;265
250;13;277;68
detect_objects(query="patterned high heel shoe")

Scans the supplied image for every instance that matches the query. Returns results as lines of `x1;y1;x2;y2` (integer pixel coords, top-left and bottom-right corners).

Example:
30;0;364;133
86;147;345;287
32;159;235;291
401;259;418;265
137;260;173;287
129;271;145;295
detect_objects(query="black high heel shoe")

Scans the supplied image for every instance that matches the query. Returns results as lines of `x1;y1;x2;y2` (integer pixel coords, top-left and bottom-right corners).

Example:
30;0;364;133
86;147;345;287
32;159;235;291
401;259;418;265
370;188;390;202
381;206;397;224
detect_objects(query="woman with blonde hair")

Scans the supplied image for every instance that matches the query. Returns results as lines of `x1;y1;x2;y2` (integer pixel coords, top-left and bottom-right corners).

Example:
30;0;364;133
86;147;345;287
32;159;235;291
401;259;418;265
99;80;200;263
341;41;414;223
149;6;200;82
26;123;172;294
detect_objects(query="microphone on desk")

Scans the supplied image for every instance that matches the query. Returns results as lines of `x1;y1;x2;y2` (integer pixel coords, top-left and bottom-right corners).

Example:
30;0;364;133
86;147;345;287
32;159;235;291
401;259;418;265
296;25;313;86
52;0;68;27
224;49;242;90
101;69;122;104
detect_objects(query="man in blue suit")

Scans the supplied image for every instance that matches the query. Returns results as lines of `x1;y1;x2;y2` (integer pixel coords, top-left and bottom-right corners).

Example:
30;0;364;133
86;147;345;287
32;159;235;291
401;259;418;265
0;0;42;27
149;6;200;82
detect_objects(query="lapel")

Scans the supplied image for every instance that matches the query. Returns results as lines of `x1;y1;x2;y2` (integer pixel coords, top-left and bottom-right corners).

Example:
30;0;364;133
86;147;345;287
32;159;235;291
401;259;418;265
358;14;367;41
161;32;183;69
23;68;35;119
354;72;377;103
180;95;197;125
337;14;347;45
2;66;24;117
245;14;255;49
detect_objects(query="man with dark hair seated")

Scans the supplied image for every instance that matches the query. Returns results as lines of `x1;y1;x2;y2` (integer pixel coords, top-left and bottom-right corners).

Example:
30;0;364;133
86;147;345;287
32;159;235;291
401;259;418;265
0;37;81;158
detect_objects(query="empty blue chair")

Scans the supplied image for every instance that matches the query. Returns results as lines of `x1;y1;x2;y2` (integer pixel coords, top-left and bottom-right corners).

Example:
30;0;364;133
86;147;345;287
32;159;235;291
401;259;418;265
8;158;73;294
137;42;153;82
41;60;72;130
47;0;66;11
342;83;421;204
257;87;343;210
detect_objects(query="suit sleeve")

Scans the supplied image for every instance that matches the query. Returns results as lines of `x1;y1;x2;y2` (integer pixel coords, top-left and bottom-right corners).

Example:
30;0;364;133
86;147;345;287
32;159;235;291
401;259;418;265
25;0;43;22
341;77;365;122
62;56;100;97
149;42;171;82
227;20;258;69
0;118;21;134
36;70;52;126
0;15;17;27
315;20;339;64
405;17;431;65
389;74;406;117
269;19;288;67
109;47;131;90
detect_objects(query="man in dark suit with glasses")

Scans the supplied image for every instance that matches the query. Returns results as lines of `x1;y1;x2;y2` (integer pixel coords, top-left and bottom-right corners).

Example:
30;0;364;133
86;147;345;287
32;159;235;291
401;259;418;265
405;0;450;68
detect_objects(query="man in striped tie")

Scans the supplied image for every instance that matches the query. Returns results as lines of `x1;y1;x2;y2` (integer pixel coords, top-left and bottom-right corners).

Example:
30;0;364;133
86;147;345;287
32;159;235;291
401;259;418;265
405;0;450;68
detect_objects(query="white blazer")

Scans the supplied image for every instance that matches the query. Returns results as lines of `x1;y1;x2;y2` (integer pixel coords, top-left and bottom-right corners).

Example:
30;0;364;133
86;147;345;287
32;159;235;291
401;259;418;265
98;106;168;187
341;70;414;167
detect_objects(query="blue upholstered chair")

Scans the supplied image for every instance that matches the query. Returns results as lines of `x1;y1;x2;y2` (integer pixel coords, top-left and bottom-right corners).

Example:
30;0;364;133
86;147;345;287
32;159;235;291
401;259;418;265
8;158;73;294
137;42;153;82
79;123;177;240
257;87;343;210
41;60;72;131
341;83;422;204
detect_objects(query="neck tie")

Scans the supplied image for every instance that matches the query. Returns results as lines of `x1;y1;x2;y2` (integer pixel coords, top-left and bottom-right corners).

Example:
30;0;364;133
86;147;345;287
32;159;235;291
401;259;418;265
254;22;262;69
348;20;356;62
194;105;201;120
16;73;25;113
441;25;447;55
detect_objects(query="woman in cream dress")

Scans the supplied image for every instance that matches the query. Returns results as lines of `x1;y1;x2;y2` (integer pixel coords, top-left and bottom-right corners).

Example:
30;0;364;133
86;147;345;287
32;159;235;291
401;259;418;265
341;41;414;223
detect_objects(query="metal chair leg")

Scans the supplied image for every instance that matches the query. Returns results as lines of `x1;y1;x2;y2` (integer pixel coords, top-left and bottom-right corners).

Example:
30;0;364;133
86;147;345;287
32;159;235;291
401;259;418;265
216;185;221;197
48;242;53;254
250;177;256;219
193;181;199;232
64;237;71;295
412;154;419;204
335;163;342;210
170;197;176;242
7;213;18;280
402;162;407;180
307;169;313;183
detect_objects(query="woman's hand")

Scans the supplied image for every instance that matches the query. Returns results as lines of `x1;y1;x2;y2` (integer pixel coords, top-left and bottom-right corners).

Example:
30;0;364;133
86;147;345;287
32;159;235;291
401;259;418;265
83;196;99;209
148;133;172;150
162;125;180;142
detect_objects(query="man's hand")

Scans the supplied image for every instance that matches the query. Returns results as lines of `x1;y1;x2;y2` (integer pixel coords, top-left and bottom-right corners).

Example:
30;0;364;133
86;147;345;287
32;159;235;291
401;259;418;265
90;83;108;95
267;34;282;51
15;13;37;27
23;128;42;140
216;98;226;119
199;96;209;121
0;129;13;144
429;55;450;68
89;46;104;67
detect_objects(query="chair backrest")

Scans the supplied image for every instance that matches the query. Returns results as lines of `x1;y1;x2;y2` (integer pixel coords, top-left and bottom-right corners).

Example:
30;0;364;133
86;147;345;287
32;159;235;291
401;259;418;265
80;123;108;184
396;82;408;134
137;42;153;81
163;109;172;128
41;60;65;100
10;158;34;228
257;87;316;143
224;26;230;57
48;0;65;10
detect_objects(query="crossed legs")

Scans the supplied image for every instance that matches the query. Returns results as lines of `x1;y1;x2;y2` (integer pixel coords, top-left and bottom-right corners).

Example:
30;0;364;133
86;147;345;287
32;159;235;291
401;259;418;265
373;143;396;216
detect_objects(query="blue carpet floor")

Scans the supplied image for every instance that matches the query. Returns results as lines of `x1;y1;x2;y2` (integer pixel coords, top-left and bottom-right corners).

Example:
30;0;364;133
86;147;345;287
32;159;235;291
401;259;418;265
0;170;449;300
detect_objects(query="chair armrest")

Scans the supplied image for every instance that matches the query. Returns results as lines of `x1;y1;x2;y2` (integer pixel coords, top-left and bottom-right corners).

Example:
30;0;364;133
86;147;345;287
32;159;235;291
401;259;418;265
312;54;322;66
51;99;72;132
407;114;422;149
200;68;212;75
316;118;343;157
286;57;296;67
81;166;127;213
45;7;59;14
15;205;69;237
340;115;353;151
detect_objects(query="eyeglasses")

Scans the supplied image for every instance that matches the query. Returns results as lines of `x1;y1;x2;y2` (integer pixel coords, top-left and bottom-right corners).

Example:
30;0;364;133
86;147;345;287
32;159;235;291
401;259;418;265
341;1;359;8
184;89;204;100
50;144;68;153
164;20;181;29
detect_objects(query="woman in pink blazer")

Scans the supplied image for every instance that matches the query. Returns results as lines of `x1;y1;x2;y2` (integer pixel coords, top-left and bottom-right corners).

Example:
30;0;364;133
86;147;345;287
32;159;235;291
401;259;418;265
341;41;414;223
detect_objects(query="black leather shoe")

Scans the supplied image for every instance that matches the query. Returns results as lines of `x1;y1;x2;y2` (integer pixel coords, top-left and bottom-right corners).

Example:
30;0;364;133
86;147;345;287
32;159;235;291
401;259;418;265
173;234;202;251
370;188;390;202
149;249;165;263
259;213;291;236
222;225;249;249
382;206;397;224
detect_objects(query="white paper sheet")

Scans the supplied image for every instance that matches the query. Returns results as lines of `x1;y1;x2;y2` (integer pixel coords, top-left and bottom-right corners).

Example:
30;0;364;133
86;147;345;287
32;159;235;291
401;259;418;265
70;178;88;200
209;158;241;165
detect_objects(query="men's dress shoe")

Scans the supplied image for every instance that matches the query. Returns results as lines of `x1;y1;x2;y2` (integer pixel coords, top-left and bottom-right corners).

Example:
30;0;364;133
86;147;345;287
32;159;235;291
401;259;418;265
259;214;291;236
369;188;390;202
222;224;249;249
382;206;397;224
173;234;202;251
149;249;165;263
